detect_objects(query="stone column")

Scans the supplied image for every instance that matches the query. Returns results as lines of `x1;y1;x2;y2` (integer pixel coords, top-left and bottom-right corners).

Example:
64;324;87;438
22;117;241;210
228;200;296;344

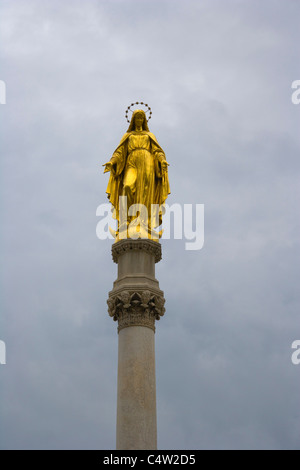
107;239;165;450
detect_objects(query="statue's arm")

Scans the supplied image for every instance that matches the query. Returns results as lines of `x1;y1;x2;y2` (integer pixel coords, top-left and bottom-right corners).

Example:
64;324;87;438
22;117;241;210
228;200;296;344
103;140;127;176
151;139;169;175
103;154;118;175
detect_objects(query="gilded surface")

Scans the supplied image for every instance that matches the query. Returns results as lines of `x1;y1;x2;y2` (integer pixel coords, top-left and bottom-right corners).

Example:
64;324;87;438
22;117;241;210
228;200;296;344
103;109;170;241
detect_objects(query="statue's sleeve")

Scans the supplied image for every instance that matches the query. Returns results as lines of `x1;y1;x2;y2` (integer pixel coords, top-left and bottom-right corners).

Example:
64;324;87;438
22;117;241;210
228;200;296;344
106;137;128;211
150;138;168;180
110;141;126;176
151;139;166;163
150;136;170;203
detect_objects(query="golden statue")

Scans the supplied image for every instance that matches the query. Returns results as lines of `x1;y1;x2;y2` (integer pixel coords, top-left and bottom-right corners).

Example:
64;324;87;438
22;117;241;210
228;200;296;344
103;104;170;241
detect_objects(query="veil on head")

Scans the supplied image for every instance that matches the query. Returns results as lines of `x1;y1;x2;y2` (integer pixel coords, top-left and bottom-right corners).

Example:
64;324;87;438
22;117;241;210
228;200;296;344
127;109;150;132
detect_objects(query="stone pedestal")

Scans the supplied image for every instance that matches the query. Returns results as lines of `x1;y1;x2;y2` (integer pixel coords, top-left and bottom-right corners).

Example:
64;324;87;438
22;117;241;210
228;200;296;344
107;239;165;450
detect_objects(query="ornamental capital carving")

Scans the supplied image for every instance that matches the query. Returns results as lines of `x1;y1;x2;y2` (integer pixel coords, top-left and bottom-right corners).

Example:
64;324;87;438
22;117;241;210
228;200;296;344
112;239;162;264
107;289;165;333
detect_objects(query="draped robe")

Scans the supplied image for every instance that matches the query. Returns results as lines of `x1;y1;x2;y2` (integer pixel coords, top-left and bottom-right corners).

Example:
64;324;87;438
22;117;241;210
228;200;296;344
106;131;170;234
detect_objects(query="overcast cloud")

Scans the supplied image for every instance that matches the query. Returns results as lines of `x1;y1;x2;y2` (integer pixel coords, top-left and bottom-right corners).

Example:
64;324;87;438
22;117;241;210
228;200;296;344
0;0;299;450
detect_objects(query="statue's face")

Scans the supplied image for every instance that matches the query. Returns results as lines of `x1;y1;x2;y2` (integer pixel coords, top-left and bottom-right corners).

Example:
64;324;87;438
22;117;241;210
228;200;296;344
134;113;144;128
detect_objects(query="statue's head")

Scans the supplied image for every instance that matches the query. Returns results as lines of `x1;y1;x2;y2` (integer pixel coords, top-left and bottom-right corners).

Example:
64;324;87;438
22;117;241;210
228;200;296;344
127;109;150;132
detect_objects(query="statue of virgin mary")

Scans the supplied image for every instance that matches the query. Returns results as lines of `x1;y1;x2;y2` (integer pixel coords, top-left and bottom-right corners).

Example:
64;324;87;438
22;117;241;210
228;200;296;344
103;109;170;241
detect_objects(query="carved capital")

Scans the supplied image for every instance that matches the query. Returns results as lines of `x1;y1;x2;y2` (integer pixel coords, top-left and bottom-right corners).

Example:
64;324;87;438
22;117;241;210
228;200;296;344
112;239;162;264
107;289;165;333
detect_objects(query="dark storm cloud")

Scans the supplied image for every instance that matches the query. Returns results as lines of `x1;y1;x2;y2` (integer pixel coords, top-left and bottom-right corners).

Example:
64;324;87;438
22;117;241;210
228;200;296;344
0;0;299;449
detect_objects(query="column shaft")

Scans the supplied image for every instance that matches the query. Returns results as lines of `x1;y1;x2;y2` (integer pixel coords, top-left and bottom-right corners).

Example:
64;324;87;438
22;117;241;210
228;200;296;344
116;326;157;450
107;239;165;450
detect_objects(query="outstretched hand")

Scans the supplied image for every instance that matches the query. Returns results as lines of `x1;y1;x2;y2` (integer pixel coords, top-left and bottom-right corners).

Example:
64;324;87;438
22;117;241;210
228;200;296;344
103;162;114;174
161;161;169;173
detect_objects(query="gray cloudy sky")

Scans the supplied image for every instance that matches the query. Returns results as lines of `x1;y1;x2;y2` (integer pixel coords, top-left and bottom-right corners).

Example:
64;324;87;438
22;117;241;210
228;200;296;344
0;0;299;450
